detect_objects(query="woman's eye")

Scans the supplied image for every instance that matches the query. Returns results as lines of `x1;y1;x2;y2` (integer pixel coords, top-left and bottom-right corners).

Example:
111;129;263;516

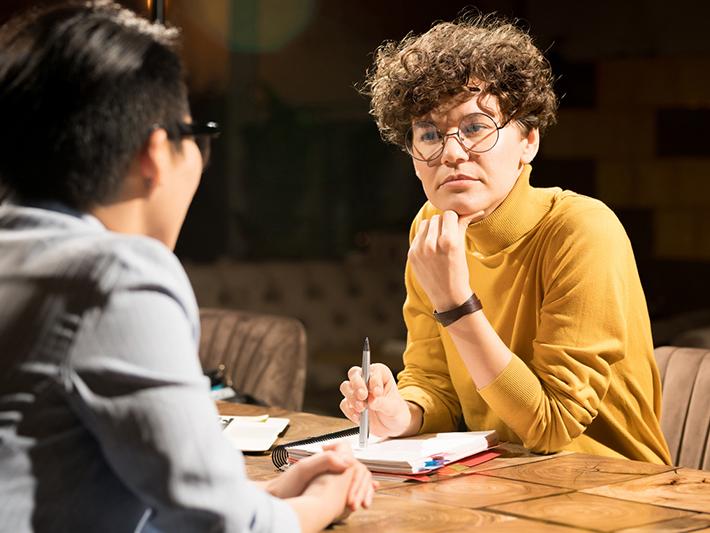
462;123;486;135
419;129;441;143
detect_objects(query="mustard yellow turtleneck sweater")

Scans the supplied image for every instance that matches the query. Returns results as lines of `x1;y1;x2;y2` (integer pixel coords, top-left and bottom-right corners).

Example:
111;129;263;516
397;164;671;465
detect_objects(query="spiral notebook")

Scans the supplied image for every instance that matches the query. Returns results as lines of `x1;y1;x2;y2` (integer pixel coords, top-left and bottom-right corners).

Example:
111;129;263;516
272;427;498;474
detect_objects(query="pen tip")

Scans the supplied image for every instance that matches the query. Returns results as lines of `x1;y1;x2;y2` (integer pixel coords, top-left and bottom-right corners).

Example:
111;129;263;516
363;337;369;350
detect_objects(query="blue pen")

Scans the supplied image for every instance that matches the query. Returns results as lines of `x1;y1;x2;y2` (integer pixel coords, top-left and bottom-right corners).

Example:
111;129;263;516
358;337;370;448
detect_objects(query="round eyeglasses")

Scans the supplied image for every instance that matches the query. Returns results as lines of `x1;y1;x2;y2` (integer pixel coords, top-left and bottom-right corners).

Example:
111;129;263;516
405;112;510;163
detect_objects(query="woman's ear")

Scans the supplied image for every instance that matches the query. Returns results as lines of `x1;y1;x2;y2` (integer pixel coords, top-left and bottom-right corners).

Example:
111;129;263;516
520;127;540;165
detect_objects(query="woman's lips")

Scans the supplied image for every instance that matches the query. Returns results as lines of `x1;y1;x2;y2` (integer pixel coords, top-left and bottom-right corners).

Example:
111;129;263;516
438;174;481;189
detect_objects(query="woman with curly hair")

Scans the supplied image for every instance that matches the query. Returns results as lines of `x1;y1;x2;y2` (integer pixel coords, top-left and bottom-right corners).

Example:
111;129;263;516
339;14;671;464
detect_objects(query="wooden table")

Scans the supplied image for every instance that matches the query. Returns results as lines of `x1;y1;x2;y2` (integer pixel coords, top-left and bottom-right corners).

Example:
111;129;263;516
219;403;710;532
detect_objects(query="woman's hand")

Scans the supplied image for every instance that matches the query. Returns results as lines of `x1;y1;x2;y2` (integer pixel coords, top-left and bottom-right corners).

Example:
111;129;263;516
407;210;483;311
339;363;419;438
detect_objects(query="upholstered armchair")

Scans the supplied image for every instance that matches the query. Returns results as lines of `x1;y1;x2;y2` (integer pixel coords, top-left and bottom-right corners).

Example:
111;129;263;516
654;346;710;470
198;307;307;411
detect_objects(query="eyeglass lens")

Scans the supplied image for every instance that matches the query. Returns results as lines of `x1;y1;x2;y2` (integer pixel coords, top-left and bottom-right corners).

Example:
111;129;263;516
406;113;501;162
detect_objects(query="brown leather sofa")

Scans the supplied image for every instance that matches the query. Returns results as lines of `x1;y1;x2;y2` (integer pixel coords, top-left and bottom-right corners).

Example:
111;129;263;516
654;346;710;470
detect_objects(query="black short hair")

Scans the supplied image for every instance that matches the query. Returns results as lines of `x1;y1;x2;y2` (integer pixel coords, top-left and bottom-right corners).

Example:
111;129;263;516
0;0;188;210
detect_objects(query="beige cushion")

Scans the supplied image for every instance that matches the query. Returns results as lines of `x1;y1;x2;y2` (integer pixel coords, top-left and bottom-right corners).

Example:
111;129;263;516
654;346;710;470
198;307;307;411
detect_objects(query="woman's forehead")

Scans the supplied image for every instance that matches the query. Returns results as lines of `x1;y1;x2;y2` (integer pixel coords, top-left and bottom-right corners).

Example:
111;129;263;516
421;92;500;124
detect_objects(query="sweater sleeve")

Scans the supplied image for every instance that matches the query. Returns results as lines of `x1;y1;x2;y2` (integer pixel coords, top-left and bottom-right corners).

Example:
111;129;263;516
478;204;634;453
397;207;463;433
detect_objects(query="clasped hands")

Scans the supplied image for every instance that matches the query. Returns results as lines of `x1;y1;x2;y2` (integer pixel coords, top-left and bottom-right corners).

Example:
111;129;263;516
339;209;482;434
263;440;376;516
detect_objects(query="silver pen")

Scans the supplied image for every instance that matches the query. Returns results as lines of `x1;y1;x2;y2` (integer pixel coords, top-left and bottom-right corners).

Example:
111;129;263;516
358;337;370;448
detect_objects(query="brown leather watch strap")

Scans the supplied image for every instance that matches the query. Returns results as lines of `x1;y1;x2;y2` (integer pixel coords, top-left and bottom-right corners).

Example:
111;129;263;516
433;293;483;327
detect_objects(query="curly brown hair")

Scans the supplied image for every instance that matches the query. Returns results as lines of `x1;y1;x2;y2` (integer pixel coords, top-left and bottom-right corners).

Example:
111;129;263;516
362;13;557;148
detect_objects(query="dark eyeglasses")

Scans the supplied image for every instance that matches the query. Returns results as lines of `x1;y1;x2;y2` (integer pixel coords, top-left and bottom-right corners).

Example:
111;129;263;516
167;121;221;168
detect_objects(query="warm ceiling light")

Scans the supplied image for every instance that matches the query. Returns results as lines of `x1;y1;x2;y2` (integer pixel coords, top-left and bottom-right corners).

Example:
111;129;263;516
147;0;169;23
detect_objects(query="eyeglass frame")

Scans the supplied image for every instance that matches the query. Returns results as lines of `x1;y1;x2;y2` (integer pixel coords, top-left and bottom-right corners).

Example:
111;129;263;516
157;121;221;168
405;112;514;163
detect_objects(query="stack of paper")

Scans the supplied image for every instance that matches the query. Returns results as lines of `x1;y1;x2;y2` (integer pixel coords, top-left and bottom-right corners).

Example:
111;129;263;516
286;430;497;474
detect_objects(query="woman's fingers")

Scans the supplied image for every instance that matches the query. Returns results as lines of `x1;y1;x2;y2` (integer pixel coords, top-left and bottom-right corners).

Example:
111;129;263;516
410;218;429;253
346;463;376;510
340;363;395;415
339;378;361;411
346;366;367;398
440;210;458;251
339;397;361;423
339;369;368;411
423;214;441;253
367;367;384;397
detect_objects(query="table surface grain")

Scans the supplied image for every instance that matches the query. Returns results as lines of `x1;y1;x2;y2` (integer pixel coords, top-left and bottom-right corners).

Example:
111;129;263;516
218;403;710;532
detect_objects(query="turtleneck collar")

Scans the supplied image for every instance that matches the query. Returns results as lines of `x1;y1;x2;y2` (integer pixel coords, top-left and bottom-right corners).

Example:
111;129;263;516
466;164;554;256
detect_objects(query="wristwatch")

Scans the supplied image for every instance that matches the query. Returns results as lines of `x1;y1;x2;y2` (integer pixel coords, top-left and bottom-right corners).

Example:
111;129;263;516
433;293;483;327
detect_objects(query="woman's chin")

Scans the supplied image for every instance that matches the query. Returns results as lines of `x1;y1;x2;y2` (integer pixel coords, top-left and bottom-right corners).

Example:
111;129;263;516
432;200;485;218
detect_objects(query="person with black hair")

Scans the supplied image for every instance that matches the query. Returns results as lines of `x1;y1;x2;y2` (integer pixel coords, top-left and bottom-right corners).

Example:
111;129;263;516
0;2;374;532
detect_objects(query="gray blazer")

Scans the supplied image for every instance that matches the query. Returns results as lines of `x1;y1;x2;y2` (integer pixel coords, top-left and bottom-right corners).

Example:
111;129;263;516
0;204;298;532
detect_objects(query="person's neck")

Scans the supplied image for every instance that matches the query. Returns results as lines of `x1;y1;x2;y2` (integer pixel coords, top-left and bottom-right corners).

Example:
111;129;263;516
88;172;176;249
467;164;553;255
90;197;150;237
91;194;176;250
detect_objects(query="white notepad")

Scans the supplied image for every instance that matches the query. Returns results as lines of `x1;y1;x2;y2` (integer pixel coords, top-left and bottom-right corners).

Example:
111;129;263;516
220;415;289;452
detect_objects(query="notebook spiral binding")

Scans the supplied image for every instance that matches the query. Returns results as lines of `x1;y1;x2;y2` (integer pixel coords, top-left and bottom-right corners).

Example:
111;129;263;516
271;427;359;470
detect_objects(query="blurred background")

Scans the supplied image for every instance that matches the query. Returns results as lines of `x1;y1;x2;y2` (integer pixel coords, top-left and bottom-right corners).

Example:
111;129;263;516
2;0;709;414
